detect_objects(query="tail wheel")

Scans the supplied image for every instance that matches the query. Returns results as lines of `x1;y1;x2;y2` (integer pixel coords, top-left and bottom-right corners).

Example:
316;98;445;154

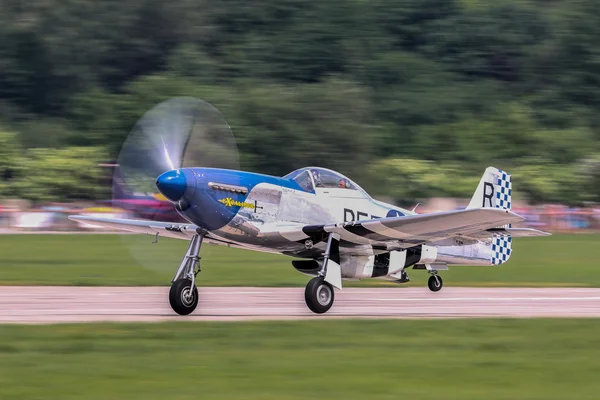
169;279;199;315
305;277;335;314
427;275;443;292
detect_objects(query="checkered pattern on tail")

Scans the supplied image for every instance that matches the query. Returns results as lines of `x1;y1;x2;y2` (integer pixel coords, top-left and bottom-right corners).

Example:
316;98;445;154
492;169;512;265
495;170;512;211
492;170;512;265
491;235;512;265
495;170;512;230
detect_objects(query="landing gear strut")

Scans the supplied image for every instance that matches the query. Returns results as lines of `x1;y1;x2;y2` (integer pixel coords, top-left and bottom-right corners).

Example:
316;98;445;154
427;272;443;292
169;234;203;315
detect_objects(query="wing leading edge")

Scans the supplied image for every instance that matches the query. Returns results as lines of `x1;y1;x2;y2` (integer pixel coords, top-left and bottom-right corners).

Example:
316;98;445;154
69;215;198;240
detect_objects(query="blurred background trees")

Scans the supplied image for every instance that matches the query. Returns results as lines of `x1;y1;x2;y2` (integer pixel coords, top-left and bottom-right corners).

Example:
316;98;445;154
0;0;598;204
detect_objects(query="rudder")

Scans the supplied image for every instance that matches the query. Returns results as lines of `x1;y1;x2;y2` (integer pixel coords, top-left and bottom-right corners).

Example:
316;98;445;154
491;235;512;265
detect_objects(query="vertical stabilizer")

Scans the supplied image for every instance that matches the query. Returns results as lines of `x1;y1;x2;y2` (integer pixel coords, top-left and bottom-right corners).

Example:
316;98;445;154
467;167;513;265
467;167;512;211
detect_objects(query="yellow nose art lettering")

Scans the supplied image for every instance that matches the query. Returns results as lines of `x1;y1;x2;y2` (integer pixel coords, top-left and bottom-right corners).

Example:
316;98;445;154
218;197;255;209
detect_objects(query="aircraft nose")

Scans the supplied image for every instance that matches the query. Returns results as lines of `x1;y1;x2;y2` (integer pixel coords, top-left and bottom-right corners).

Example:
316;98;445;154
156;169;187;202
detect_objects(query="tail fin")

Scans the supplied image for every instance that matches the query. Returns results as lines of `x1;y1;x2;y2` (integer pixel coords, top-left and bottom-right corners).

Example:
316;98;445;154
467;167;513;266
467;167;512;211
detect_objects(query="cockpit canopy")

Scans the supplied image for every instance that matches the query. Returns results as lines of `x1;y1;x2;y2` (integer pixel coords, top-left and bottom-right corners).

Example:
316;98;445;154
283;167;367;194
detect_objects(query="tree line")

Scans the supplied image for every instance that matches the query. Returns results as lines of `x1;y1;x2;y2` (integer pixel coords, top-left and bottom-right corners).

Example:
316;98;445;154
0;0;599;204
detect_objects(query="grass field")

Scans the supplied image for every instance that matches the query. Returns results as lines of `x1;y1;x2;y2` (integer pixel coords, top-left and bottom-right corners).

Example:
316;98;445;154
0;233;598;287
1;319;599;399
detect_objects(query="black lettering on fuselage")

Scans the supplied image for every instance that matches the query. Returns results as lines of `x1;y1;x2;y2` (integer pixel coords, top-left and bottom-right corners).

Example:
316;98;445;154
344;209;381;222
483;182;495;208
344;208;355;222
356;211;369;221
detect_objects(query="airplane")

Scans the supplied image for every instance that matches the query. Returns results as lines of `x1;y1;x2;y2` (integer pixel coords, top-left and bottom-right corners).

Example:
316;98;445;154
69;97;550;315
71;165;550;316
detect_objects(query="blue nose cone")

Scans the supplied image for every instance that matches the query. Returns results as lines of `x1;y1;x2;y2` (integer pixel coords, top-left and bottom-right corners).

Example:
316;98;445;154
156;169;187;202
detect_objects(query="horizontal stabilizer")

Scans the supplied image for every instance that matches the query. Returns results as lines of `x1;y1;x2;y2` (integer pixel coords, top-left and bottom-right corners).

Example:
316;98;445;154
457;226;552;241
496;227;551;237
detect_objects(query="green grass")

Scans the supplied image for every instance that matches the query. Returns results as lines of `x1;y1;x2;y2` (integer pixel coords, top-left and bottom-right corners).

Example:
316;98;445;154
0;233;598;287
1;319;600;399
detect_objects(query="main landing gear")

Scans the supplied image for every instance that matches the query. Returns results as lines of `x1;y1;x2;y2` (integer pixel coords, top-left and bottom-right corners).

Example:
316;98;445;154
169;234;203;315
304;233;342;314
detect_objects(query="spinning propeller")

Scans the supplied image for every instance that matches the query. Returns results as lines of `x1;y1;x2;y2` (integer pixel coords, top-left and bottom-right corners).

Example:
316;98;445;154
112;97;240;271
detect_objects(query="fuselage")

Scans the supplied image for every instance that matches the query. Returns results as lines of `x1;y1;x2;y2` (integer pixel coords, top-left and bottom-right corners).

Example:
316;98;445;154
155;166;496;269
155;166;414;257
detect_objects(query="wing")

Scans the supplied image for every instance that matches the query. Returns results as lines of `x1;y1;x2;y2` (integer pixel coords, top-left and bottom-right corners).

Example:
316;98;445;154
264;208;528;249
69;215;199;241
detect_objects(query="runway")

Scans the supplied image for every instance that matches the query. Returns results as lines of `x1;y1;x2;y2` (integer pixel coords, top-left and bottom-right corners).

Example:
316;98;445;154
2;286;600;323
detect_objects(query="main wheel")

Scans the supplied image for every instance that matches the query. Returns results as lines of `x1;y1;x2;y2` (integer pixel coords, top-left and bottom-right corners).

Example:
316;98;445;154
304;277;335;314
169;279;199;315
427;275;443;292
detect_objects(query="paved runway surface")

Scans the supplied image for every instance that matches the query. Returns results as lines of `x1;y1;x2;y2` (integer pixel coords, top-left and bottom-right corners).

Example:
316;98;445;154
2;287;600;323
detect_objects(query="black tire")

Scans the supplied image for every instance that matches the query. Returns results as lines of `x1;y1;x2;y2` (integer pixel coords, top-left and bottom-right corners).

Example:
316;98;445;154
169;279;198;315
427;275;443;292
304;277;335;314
